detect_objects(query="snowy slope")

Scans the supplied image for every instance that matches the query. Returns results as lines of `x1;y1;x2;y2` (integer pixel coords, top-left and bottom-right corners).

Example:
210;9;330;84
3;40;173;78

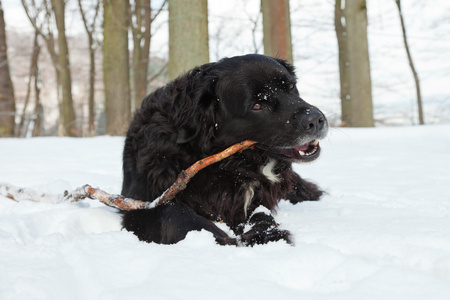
1;125;450;300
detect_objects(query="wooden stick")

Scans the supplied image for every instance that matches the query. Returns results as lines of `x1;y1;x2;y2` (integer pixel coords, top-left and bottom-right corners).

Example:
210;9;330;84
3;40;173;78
155;140;257;205
0;183;61;203
0;140;257;210
64;184;155;210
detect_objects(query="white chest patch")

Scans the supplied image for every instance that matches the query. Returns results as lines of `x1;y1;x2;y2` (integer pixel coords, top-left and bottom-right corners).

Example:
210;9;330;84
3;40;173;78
260;159;281;183
243;182;256;218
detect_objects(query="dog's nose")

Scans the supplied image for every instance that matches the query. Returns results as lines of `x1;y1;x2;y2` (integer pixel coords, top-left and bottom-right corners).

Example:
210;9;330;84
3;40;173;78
300;109;325;134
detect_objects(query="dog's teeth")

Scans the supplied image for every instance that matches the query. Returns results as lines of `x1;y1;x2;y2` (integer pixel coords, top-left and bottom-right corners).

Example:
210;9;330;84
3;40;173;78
299;150;306;156
311;140;319;146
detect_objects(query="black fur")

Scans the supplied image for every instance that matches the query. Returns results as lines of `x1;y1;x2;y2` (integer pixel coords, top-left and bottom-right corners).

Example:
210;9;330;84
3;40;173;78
121;54;328;246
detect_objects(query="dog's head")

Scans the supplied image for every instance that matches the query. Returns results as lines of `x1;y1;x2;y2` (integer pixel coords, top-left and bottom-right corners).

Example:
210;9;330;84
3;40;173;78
175;54;328;163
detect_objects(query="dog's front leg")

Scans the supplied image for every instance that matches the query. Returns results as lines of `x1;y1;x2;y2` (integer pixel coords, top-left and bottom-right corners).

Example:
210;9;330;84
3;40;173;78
238;209;292;246
286;171;324;204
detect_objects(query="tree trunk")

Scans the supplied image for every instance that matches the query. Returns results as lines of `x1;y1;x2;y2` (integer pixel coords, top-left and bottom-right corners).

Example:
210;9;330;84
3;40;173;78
78;0;100;136
32;41;42;137
335;0;374;127
335;0;351;126
168;0;209;80
18;30;40;137
87;33;96;135
22;0;64;134
102;0;131;136
261;0;293;63
130;0;152;109
52;0;77;136
394;0;424;125
32;98;43;137
0;0;16;137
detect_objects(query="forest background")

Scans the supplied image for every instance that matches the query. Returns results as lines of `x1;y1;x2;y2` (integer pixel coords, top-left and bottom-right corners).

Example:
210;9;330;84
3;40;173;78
0;0;449;137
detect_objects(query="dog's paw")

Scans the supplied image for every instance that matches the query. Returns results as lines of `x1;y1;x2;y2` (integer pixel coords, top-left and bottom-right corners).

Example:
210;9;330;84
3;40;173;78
239;227;292;246
238;212;293;246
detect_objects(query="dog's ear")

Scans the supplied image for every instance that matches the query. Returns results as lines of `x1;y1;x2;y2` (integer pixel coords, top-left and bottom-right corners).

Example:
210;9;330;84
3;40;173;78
275;58;295;74
174;63;218;146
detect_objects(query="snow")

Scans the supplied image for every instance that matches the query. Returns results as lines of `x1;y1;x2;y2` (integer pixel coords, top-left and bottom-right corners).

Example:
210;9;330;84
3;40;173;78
1;125;450;300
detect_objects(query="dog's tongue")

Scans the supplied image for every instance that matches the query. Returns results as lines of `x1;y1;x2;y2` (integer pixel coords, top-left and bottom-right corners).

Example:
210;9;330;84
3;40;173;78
260;139;320;161
294;143;310;151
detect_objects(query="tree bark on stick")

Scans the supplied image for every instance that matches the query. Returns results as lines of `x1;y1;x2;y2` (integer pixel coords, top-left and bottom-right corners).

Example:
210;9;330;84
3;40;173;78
394;0;424;125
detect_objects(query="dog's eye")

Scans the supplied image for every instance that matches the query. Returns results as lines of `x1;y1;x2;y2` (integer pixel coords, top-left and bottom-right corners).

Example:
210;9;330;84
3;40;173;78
252;103;263;111
289;83;295;91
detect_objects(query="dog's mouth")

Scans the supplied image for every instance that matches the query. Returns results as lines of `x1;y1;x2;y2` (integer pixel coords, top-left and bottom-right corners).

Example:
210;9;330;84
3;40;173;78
258;140;321;162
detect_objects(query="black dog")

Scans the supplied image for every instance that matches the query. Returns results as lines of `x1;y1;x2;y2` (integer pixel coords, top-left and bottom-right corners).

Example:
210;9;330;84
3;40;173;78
121;54;328;246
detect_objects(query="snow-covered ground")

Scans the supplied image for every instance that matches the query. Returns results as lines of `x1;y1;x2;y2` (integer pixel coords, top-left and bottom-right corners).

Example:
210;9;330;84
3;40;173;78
1;125;450;300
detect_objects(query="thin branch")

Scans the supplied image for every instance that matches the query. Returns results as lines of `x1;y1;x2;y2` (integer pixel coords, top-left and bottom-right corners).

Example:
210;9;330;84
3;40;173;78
77;0;100;38
394;0;424;125
21;0;46;38
151;0;167;22
147;62;168;84
1;141;257;210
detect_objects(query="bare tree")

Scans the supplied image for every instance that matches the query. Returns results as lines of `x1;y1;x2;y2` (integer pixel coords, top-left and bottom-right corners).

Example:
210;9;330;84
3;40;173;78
78;0;101;136
168;0;209;80
25;2;58;71
22;1;59;104
335;0;374;127
22;0;77;136
102;0;131;135
18;30;41;137
130;0;150;109
31;47;43;137
0;0;16;137
261;0;293;63
130;0;152;109
129;0;167;109
394;0;424;125
335;0;351;126
51;0;77;136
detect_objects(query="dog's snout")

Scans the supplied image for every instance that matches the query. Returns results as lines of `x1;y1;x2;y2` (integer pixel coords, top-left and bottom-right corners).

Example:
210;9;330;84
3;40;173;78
299;109;325;134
